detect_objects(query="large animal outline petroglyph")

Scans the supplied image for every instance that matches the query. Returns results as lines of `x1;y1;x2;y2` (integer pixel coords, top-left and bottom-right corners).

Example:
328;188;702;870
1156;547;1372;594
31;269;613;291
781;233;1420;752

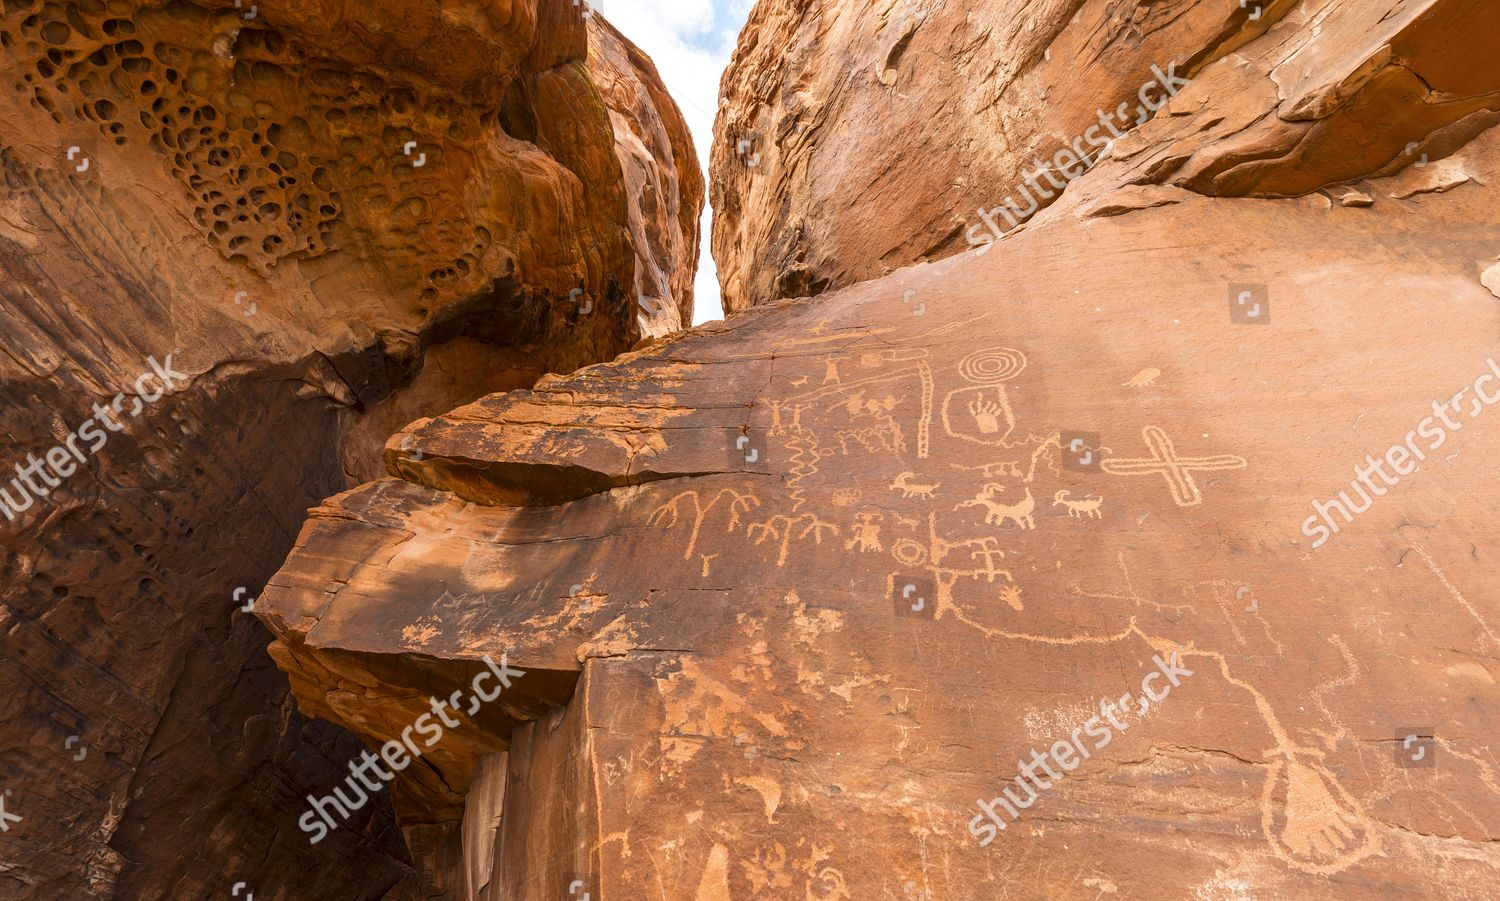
955;484;1036;530
643;331;1370;876
946;555;1379;875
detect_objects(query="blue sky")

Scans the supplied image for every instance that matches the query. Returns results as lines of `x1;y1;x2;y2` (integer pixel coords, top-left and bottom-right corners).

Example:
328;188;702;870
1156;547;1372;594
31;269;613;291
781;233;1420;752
601;0;756;322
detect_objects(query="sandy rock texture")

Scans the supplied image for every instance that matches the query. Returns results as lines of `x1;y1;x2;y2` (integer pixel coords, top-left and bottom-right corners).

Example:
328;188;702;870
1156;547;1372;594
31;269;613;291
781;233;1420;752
0;0;699;897
711;0;1500;311
262;0;1500;897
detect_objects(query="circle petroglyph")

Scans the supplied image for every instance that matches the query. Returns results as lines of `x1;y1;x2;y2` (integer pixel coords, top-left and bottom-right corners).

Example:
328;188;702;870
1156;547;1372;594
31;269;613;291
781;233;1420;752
893;538;927;567
958;348;1028;384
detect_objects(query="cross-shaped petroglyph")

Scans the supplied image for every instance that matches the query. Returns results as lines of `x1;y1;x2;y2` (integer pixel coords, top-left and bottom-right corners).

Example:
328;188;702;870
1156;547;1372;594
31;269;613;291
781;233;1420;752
1101;425;1247;506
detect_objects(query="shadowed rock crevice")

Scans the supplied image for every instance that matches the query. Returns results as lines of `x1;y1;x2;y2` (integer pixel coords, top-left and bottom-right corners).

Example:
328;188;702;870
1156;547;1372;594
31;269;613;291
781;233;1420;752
0;1;701;897
263;2;1500;897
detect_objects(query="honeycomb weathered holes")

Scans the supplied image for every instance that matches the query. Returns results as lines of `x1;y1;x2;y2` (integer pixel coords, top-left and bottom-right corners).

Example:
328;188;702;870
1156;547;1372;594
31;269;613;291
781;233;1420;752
3;2;491;290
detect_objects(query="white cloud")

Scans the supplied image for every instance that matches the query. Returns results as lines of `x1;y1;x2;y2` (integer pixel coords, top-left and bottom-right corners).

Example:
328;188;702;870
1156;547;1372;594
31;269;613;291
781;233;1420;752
600;0;755;323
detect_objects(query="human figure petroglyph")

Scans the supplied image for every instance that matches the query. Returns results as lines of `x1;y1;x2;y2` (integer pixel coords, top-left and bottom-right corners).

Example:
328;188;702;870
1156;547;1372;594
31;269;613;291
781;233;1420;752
845;512;884;552
1053;490;1104;519
965;537;1007;577
780;349;935;458
891;471;940;499
735;339;1359;879
770;400;811;436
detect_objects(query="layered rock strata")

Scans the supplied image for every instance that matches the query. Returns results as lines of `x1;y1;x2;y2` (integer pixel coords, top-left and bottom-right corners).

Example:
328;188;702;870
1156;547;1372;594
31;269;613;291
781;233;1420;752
263;0;1500;896
0;1;699;897
711;0;1500;310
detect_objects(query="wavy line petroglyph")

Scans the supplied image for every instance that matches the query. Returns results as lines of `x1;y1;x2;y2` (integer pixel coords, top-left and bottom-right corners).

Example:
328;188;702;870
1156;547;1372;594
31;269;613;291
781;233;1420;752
1404;536;1498;653
635;336;1373;879
939;556;1378;875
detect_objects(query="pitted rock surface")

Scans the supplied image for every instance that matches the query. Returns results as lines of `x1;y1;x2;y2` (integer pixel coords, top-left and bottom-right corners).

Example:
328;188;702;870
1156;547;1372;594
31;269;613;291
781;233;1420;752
0;1;700;897
262;5;1500;891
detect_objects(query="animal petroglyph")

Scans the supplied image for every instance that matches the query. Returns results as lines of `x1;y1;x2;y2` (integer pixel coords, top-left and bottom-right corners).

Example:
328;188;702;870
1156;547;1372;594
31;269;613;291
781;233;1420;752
1123;367;1162;387
956;485;1036;530
781;349;936;458
1101;426;1247;507
891;471;940;499
1053;491;1104;519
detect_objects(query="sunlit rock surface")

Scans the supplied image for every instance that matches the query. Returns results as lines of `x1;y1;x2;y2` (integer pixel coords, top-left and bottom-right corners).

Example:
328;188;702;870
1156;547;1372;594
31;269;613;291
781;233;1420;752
711;0;1500;310
0;0;699;897
262;1;1500;895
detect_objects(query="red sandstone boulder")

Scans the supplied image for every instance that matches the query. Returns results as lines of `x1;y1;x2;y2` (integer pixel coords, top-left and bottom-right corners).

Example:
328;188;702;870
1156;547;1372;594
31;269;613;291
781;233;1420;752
0;1;699;896
260;0;1500;893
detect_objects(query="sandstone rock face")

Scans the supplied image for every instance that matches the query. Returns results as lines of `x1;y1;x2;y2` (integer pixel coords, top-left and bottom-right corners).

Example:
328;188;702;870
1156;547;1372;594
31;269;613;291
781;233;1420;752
711;0;1500;311
0;1;699;897
263;1;1500;896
